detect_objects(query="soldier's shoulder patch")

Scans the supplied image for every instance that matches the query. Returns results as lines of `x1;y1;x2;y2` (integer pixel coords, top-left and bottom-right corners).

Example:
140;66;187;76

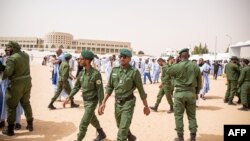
96;80;102;85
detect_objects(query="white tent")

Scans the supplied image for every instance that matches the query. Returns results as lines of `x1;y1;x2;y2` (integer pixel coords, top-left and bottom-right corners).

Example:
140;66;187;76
230;40;250;59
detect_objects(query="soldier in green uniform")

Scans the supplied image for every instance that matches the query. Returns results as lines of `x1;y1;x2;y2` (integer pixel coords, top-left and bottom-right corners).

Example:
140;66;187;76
238;59;250;111
166;48;202;141
224;56;240;105
0;41;34;136
48;53;79;109
150;57;175;113
63;50;106;141
98;49;150;141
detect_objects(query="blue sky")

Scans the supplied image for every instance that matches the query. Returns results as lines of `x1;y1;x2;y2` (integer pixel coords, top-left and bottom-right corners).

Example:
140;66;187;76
0;0;249;56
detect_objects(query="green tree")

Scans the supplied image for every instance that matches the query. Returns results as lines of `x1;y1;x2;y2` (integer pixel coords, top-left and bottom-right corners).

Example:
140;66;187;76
191;43;210;55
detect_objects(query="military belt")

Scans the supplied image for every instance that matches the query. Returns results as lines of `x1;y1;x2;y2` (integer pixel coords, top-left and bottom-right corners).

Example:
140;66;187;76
11;75;31;81
115;94;135;104
175;87;195;92
83;95;98;101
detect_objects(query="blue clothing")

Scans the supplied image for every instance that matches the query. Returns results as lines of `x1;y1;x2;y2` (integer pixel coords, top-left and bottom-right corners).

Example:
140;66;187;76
0;79;23;122
152;62;160;82
200;63;210;95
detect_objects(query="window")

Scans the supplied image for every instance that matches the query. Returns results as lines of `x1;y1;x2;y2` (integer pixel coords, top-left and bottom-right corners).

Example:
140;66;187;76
111;49;114;53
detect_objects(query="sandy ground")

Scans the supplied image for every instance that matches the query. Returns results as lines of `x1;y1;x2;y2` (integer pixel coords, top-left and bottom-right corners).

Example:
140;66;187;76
0;58;250;141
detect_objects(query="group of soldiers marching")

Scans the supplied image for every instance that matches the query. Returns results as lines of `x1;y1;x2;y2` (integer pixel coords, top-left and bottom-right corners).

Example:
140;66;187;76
44;46;201;141
1;41;249;141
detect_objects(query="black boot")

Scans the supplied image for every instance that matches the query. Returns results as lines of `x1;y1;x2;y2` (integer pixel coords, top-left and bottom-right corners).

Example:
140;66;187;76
2;124;15;136
93;128;106;141
238;105;248;111
167;105;174;113
15;123;22;130
48;101;56;110
224;98;228;103
237;97;241;104
149;104;158;112
0;121;5;128
190;133;196;141
26;118;34;132
174;133;184;141
127;130;136;141
228;100;236;105
71;100;79;108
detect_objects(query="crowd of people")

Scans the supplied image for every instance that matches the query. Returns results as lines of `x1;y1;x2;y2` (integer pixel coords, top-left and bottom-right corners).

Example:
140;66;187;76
0;41;249;141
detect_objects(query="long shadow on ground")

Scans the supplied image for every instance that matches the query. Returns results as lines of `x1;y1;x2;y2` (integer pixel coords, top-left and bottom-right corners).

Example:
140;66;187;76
197;106;222;111
0;119;76;141
205;96;223;100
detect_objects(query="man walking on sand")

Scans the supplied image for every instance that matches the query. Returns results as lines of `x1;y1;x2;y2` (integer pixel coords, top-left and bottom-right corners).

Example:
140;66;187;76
48;53;79;109
98;49;150;141
64;50;106;141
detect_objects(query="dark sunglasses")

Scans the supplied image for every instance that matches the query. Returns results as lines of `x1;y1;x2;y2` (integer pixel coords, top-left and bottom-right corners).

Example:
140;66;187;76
119;55;129;59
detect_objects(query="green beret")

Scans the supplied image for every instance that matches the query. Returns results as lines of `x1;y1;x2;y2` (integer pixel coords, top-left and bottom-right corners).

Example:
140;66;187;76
179;48;189;54
6;41;21;51
120;49;132;57
81;50;94;60
64;53;72;59
230;56;238;60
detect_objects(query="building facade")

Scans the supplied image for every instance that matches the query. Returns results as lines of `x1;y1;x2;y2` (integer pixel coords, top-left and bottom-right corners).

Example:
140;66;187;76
0;32;132;55
0;37;44;50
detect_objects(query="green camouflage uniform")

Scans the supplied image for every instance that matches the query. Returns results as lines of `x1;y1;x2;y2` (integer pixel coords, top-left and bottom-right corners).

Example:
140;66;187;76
3;42;33;128
167;59;202;134
51;60;71;102
106;66;147;141
224;62;240;102
68;67;104;141
155;63;174;106
238;65;250;107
